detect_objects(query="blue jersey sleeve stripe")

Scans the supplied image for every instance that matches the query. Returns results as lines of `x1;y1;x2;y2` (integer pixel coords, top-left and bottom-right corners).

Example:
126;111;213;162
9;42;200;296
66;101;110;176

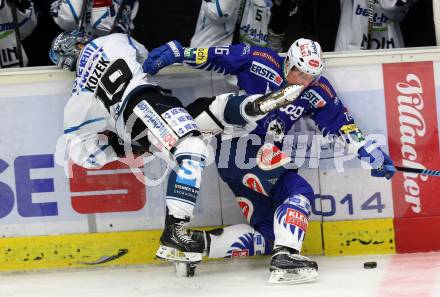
66;0;80;22
88;41;99;49
127;35;137;50
92;10;109;29
86;144;111;166
215;0;224;17
64;117;106;134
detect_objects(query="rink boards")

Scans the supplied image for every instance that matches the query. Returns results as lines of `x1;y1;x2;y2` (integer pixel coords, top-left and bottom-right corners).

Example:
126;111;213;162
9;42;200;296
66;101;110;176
0;50;439;271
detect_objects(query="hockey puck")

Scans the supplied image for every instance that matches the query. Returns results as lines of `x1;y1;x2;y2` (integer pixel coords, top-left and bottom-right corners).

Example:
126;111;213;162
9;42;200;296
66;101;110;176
363;261;377;269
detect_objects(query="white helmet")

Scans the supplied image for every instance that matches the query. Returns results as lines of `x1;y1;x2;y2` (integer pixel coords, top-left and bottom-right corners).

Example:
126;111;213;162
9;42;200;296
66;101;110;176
285;38;323;77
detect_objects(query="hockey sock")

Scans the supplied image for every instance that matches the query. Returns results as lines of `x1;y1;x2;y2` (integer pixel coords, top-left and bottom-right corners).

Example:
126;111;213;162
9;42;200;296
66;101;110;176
208;224;270;258
166;137;209;219
273;195;311;252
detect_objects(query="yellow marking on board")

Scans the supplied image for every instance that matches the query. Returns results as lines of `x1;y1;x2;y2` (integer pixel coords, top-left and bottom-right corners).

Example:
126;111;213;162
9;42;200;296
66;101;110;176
0;230;161;271
323;218;395;256
302;221;323;255
3;219;394;272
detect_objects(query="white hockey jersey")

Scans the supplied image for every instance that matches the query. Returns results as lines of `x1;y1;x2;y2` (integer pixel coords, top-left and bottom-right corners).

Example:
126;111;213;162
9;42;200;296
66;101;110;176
335;0;414;51
62;33;149;168
239;0;272;47
50;0;139;38
190;0;241;47
0;0;37;67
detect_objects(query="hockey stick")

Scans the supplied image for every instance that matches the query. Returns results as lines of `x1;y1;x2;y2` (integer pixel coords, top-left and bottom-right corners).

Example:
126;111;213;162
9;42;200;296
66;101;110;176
9;0;24;67
395;166;440;177
78;0;88;32
244;84;304;116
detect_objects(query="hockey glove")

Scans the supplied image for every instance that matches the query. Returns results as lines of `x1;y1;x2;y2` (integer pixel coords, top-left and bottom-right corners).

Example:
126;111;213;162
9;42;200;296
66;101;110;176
107;132;149;158
143;40;184;75
357;140;395;180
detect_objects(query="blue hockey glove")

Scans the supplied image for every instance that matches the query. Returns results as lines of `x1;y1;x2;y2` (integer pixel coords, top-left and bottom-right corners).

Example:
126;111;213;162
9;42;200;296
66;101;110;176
143;40;184;75
357;140;395;180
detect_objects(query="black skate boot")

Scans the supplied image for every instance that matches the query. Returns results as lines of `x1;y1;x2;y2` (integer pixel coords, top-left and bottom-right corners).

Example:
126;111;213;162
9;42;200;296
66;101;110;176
156;214;204;277
269;246;318;284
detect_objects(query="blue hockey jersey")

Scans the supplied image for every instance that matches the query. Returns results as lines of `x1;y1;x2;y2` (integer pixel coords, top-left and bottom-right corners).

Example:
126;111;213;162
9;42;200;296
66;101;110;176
183;43;363;145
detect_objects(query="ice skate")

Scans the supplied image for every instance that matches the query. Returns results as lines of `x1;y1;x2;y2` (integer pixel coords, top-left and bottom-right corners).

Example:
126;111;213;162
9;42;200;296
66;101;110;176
268;247;318;284
189;228;224;255
156;214;204;277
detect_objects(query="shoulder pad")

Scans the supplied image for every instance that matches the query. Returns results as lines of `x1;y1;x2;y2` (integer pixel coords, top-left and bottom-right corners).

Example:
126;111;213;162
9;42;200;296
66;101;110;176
250;47;283;70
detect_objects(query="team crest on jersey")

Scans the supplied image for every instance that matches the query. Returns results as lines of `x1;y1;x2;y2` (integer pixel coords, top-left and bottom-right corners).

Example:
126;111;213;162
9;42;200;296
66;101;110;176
266;118;285;143
236;197;254;223
256;143;291;171
250;61;282;86
242;173;268;196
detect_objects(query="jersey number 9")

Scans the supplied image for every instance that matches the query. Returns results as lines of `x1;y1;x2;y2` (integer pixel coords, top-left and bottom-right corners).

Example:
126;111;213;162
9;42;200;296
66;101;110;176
96;59;133;110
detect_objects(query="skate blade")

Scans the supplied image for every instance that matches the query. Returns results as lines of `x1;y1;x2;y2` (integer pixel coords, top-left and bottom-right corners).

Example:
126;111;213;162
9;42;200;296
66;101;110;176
174;261;197;278
268;268;318;285
155;245;202;263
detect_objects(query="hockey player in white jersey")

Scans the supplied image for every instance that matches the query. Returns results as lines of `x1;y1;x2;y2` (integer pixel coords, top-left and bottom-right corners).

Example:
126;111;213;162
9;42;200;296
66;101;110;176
190;0;241;47
0;0;37;67
50;30;212;269
50;0;139;37
335;0;417;51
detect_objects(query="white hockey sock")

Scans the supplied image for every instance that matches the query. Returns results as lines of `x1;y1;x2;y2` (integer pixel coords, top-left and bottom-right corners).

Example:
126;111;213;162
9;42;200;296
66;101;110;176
273;195;311;252
208;224;267;258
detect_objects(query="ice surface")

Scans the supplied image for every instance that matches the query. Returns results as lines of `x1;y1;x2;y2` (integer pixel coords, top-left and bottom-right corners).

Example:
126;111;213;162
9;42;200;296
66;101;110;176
1;252;440;297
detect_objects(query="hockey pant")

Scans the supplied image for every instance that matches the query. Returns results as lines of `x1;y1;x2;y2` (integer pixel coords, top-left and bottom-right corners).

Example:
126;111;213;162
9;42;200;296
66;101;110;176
123;86;211;219
207;135;314;258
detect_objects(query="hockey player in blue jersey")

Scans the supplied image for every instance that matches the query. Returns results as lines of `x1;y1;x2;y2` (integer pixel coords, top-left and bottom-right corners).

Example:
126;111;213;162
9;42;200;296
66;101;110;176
143;38;396;284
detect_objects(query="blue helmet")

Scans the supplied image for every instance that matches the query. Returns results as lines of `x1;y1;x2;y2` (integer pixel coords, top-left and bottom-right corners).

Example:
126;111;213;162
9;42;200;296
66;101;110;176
49;30;89;71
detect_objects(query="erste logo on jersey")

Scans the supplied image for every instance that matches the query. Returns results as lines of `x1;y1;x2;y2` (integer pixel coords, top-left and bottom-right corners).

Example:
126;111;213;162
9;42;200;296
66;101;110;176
250;61;283;86
303;89;326;108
